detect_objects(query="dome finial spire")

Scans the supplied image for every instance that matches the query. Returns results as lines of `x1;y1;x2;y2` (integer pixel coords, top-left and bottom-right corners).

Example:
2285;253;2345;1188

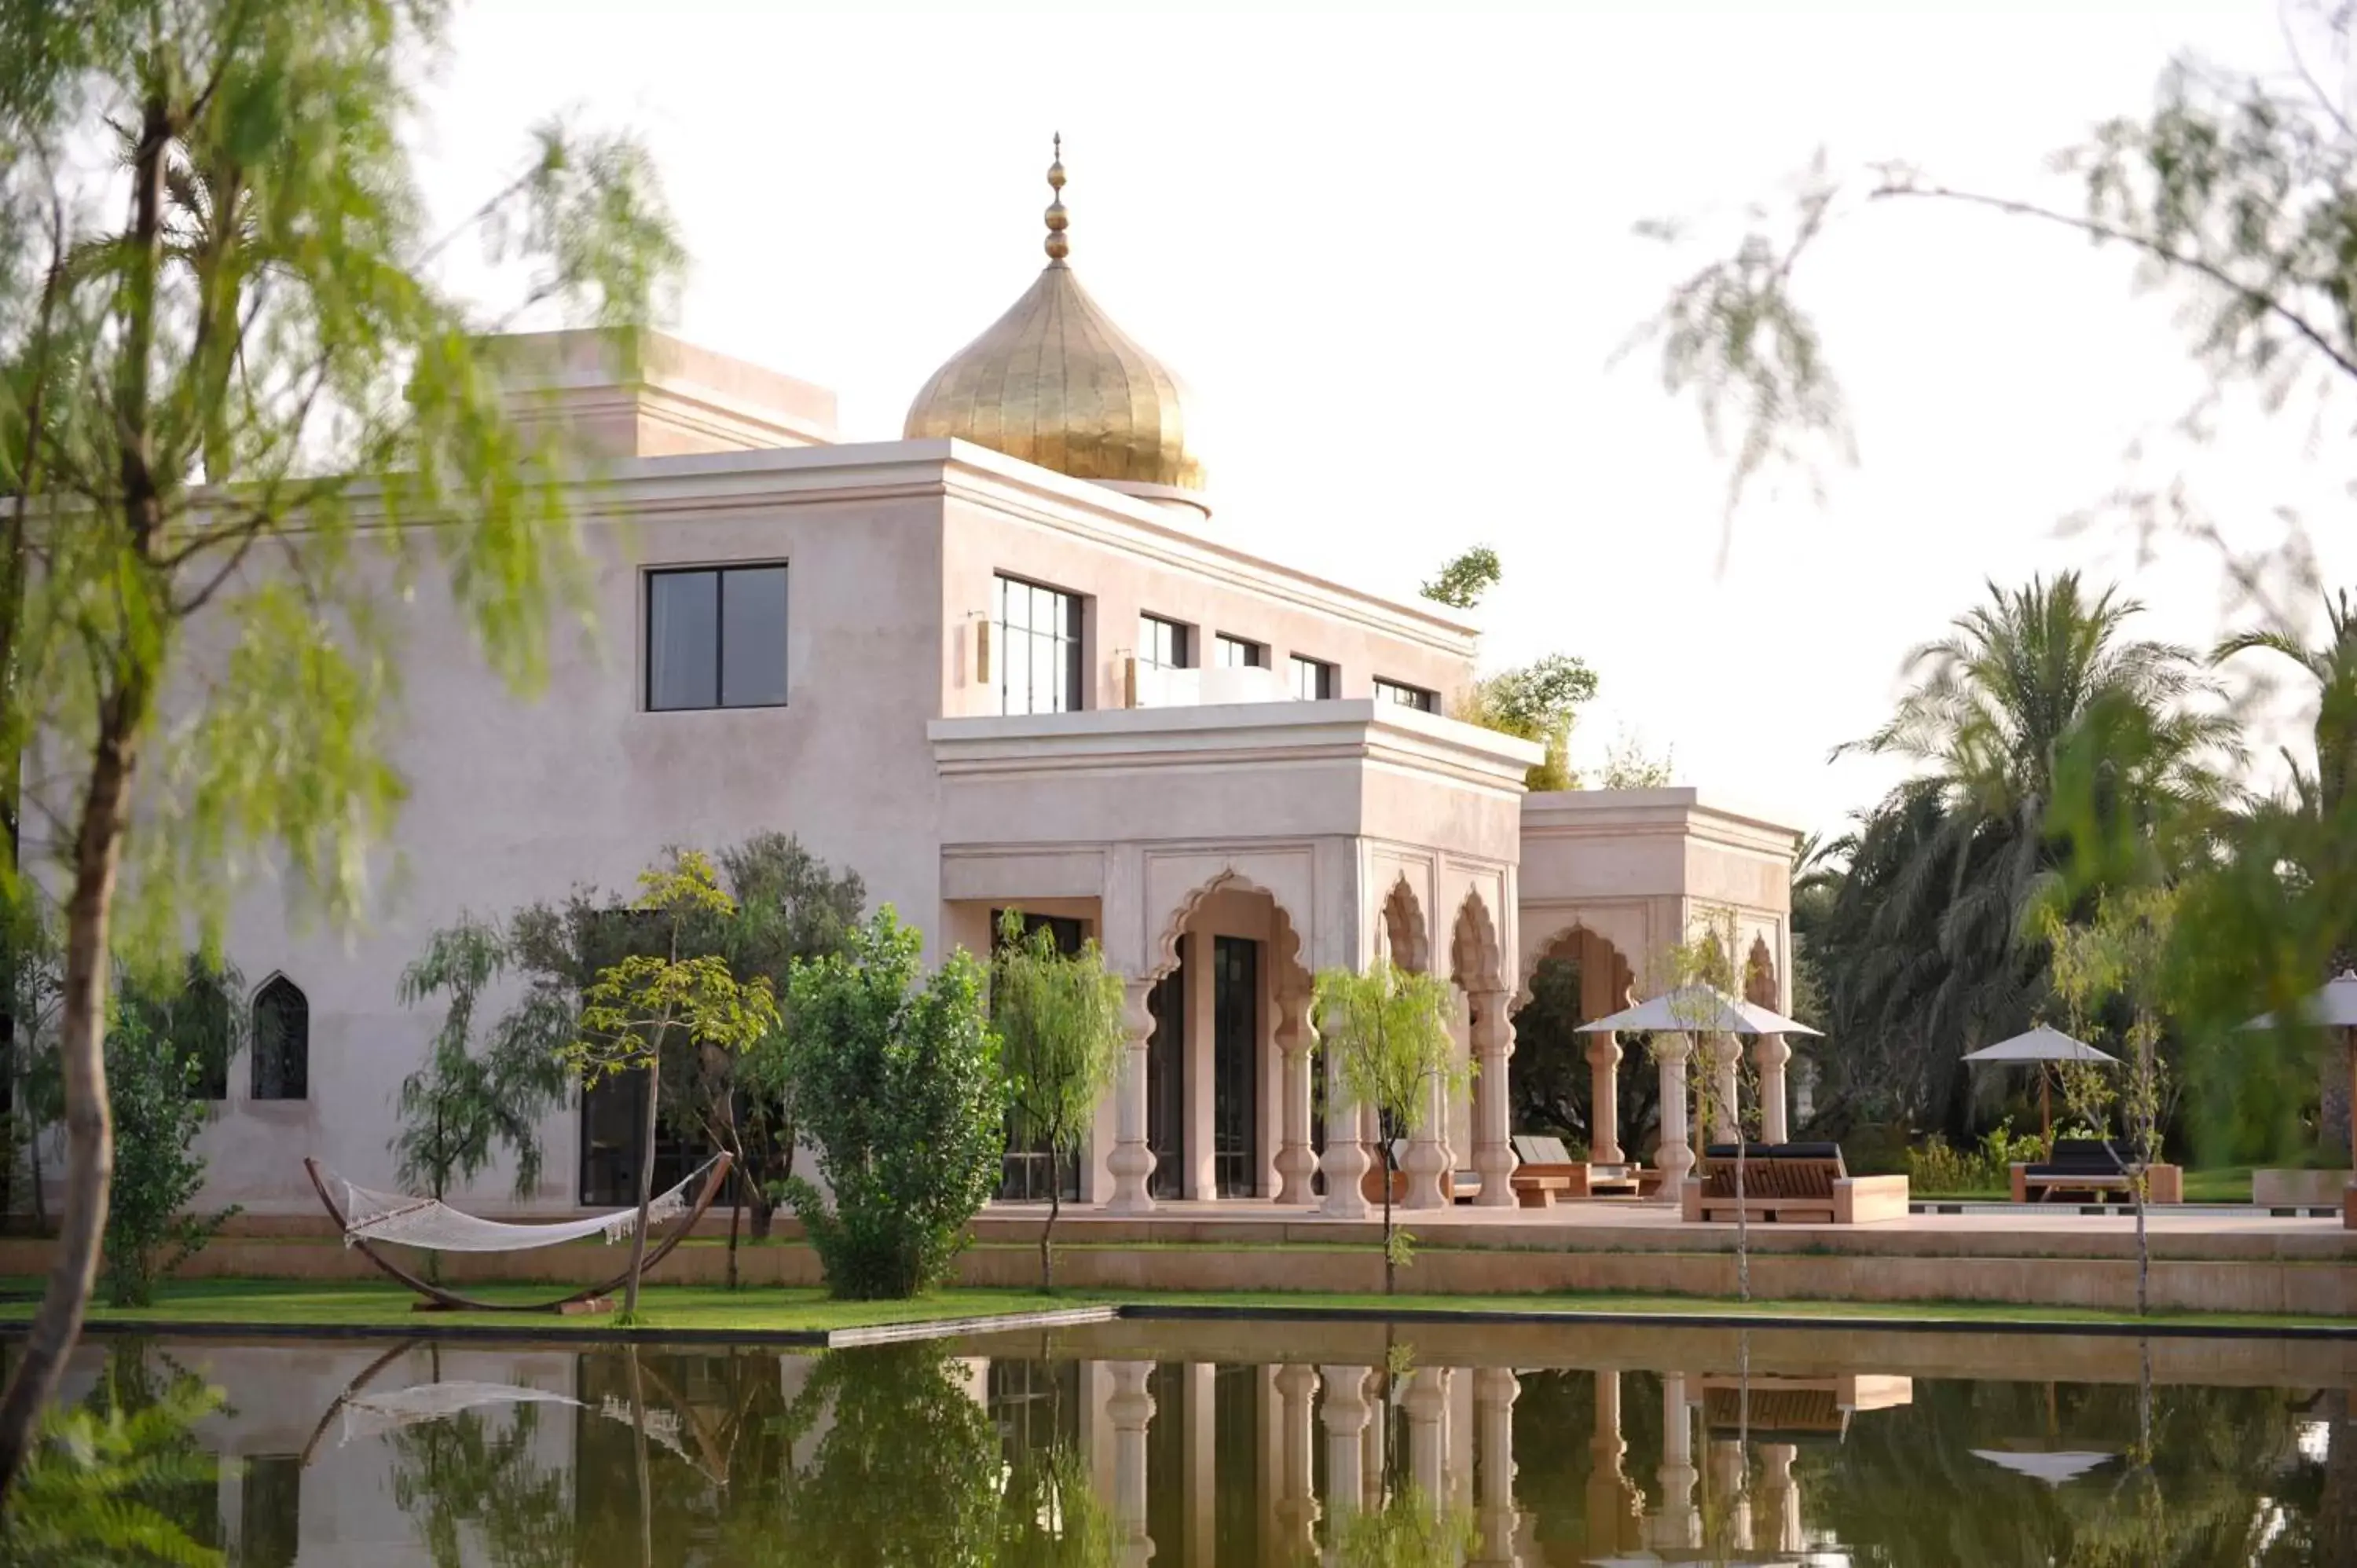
1044;133;1069;264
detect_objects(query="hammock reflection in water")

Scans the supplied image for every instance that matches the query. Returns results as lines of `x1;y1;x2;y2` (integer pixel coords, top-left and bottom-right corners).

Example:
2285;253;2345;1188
335;1380;709;1475
311;1343;728;1487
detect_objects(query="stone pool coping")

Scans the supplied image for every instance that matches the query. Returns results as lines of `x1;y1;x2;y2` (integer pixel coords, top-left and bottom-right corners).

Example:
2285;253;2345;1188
13;1296;2355;1349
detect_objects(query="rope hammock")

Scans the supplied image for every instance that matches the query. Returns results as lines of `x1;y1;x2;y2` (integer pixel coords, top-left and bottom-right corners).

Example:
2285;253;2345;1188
302;1153;735;1314
322;1157;724;1253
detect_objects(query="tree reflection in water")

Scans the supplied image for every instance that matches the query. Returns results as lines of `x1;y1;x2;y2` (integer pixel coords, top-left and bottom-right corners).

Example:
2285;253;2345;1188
184;1333;2350;1566
388;1402;571;1568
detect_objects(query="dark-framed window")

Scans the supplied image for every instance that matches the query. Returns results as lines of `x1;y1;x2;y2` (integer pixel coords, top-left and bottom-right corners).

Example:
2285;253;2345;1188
996;573;1083;716
1288;654;1338;701
646;563;788;712
1214;634;1266;669
1138;614;1193;671
578;1072;711;1207
1373;677;1439;714
240;1454;302;1568
251;976;309;1101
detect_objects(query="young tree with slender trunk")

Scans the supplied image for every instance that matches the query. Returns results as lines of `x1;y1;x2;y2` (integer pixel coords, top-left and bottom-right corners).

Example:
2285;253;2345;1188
2042;887;2177;1316
1314;959;1468;1295
563;852;777;1321
1661;909;1765;1302
991;908;1123;1290
0;0;684;1496
394;915;570;1205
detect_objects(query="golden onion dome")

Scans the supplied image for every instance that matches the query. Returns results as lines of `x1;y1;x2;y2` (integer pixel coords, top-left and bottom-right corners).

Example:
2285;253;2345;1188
904;138;1208;512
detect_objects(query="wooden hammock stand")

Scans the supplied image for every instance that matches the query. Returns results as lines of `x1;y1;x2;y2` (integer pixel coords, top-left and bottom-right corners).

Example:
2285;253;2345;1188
302;1153;734;1315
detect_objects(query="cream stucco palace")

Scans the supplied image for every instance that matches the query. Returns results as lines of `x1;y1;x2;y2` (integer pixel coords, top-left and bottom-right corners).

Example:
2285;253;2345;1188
200;152;1801;1221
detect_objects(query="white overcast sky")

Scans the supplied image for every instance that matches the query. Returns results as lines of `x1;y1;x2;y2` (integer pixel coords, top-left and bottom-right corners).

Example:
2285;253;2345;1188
417;2;2355;840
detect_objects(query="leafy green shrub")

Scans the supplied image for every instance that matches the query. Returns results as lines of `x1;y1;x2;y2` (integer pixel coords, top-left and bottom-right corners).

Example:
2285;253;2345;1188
1839;1122;1914;1176
4;1349;224;1566
101;1008;238;1308
779;909;1003;1299
1906;1123;2046;1195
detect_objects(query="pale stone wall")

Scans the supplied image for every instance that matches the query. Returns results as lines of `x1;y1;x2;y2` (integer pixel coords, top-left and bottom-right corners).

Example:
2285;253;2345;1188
151;357;1509;1217
24;331;1799;1222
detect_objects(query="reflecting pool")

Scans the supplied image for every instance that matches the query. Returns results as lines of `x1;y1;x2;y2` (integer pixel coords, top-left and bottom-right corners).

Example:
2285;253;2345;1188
41;1319;2357;1564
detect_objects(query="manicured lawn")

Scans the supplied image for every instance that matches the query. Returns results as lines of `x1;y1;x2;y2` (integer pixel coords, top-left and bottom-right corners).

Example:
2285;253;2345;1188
1914;1167;2256;1204
0;1279;1072;1336
0;1277;2346;1336
2183;1166;2254;1203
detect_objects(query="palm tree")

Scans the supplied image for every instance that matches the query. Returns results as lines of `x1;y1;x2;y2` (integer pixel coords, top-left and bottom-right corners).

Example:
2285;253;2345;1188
1817;574;2229;1134
2213;588;2357;820
2211;587;2357;1151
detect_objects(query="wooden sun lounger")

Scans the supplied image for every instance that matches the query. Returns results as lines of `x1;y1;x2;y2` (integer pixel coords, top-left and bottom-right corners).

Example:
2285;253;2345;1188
2011;1139;2183;1204
1680;1142;1908;1224
1508;1135;1656;1207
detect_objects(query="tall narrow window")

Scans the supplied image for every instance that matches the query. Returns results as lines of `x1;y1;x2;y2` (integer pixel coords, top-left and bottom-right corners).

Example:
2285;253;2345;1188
1214;634;1266;669
1138;614;1193;670
1373;677;1439;714
646;564;788;711
1288;654;1338;700
1211;936;1259;1196
251;976;309;1101
996;573;1083;715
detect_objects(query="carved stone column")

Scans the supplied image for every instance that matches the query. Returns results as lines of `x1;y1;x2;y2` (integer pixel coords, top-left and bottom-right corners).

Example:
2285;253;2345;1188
1754;1032;1791;1145
1404;1367;1449;1514
1319;1009;1372;1219
1274;1364;1322;1559
1585;1369;1633;1558
1321;1365;1372;1526
1709;1438;1752;1552
1402;1000;1454;1210
1758;1442;1802;1553
1108;1360;1156;1568
1107;980;1159;1214
1276;989;1320;1204
1472;1366;1520;1567
1402;1086;1452;1209
1585;1028;1623;1164
1472;989;1518;1206
1653;1031;1695;1196
1706;1032;1741;1145
1650;1373;1699;1552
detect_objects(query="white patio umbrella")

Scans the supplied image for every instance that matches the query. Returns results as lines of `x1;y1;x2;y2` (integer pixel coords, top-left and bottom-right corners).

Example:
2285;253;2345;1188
1962;1025;2119;1142
1971;1448;2117;1487
1574;983;1822;1039
2241;972;2357;1163
2242;971;2357;1030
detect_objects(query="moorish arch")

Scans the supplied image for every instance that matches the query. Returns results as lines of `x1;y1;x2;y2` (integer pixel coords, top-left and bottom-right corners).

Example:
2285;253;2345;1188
1379;875;1430;973
1744;931;1794;1141
1514;925;1643;1171
1146;866;1307;988
1446;888;1518;1206
1745;934;1779;1008
1448;888;1504;995
1519;924;1636;1020
1105;864;1318;1211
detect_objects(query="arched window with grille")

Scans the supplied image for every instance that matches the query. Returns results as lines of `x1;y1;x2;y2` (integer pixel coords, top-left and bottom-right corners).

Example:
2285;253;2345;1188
251;976;309;1101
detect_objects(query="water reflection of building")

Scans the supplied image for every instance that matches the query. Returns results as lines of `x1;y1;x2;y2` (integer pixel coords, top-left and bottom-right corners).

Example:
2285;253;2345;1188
62;1333;2332;1567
